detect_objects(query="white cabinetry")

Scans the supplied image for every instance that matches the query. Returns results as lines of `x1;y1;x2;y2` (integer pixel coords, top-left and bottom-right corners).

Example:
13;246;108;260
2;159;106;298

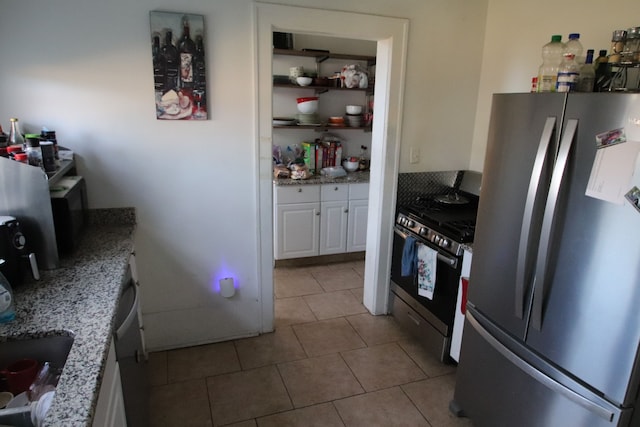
274;182;369;260
274;185;321;259
319;184;349;255
93;339;127;427
450;248;472;362
347;183;369;252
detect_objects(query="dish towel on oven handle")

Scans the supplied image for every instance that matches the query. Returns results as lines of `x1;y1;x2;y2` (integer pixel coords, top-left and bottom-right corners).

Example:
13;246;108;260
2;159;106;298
401;236;416;276
417;243;437;300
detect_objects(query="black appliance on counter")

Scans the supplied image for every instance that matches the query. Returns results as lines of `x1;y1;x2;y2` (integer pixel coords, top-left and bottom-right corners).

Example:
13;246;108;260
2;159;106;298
390;172;480;362
0;216;39;286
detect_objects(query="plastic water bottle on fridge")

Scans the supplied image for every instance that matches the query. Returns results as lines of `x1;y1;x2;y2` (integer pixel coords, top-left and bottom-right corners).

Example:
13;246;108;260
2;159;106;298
556;53;579;92
565;33;584;64
576;49;596;92
537;35;564;92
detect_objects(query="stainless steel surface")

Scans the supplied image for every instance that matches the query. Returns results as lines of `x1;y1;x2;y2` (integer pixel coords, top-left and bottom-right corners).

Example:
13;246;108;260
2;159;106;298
114;266;148;427
456;308;629;427
391;281;449;337
515;117;556;319
395;214;464;258
390;287;451;362
0;158;75;270
454;92;640;426
530;118;577;332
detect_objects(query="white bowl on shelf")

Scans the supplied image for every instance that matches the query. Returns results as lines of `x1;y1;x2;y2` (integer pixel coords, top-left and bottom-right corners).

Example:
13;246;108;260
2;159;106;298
345;105;363;115
343;160;359;172
297;100;319;114
296;76;313;86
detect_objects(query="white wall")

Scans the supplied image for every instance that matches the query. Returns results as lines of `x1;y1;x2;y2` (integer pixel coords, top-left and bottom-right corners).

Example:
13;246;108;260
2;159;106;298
470;0;640;172
0;0;487;350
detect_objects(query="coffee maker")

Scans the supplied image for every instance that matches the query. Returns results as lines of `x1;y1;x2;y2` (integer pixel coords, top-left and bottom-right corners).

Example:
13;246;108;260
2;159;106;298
0;216;39;286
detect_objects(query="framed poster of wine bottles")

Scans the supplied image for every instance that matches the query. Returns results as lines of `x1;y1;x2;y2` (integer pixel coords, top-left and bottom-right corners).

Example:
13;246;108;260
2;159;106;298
150;11;207;120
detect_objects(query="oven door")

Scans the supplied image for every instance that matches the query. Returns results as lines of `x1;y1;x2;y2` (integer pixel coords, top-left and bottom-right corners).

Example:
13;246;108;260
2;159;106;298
390;226;463;336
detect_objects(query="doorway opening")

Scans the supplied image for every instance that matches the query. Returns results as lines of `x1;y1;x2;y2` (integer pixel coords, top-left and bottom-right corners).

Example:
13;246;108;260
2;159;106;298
255;3;409;333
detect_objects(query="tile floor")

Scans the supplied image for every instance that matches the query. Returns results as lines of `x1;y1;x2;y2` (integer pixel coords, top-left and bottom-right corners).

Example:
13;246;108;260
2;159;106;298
148;260;473;426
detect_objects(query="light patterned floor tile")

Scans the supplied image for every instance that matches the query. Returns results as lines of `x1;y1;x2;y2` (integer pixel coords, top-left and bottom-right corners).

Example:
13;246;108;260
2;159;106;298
397;339;457;377
402;374;473;427
166;341;240;383
341;342;426;391
346;313;410;346
334;386;430;427
234;326;306;370
149;379;212;427
257;402;345;427
207;365;292;425
147;350;168;386
274;271;324;299
292;317;366;357
303;290;367;320
277;353;364;408
275;296;317;327
310;265;364;292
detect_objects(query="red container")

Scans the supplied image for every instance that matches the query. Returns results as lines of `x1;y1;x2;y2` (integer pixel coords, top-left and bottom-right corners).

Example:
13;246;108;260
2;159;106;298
296;96;318;103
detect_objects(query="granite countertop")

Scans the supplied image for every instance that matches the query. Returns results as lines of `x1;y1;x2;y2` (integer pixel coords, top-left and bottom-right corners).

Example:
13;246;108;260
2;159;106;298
0;209;136;426
274;170;370;186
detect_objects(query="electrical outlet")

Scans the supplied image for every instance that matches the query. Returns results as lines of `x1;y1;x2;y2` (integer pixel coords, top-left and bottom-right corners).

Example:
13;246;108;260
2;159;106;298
410;146;420;164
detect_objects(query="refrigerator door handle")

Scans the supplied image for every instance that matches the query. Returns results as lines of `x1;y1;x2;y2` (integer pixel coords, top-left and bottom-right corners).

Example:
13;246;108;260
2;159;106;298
515;117;557;319
467;308;615;422
531;119;578;331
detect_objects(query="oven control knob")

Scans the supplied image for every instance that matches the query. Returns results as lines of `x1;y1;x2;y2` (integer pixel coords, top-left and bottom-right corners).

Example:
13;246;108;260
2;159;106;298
406;220;415;228
432;235;439;244
419;227;428;236
441;239;450;248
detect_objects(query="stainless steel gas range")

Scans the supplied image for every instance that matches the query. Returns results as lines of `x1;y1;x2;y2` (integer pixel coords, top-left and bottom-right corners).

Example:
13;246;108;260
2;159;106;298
390;171;480;362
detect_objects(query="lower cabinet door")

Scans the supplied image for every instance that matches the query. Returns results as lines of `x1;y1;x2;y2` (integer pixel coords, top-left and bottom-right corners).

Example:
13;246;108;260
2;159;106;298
347;199;368;252
319;200;348;255
275;202;320;259
93;340;128;427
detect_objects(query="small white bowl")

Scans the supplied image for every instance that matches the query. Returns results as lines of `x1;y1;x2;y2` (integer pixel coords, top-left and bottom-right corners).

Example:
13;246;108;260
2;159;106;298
345;105;363;115
343;160;359;172
296;76;313;86
297;100;318;114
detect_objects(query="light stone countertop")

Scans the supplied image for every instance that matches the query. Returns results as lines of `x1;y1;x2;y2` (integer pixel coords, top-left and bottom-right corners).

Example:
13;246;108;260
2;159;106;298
273;170;370;186
0;209;136;426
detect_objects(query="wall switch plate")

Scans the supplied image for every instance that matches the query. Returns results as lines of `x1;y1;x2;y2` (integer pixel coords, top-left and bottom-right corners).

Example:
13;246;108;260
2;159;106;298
410;146;420;164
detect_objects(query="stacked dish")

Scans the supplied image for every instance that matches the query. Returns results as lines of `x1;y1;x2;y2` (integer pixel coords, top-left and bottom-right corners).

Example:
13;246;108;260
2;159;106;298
297;113;320;126
346;114;363;127
273;117;297;126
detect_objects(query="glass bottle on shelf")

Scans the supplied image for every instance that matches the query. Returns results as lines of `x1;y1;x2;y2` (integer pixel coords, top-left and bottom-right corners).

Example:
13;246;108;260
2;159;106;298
8;118;25;149
152;35;165;93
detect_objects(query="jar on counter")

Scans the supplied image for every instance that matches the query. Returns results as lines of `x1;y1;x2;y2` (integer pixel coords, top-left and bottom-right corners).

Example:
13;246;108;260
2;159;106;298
25;137;43;168
610;30;627;64
622;27;640;63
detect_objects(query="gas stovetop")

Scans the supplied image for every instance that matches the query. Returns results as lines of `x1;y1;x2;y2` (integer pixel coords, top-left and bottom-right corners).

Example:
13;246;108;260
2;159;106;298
398;191;479;244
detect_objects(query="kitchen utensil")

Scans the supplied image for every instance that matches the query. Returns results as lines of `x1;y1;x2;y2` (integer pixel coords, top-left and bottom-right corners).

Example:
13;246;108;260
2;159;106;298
345;105;363;115
342;160;359;172
296;76;312;86
0;359;39;395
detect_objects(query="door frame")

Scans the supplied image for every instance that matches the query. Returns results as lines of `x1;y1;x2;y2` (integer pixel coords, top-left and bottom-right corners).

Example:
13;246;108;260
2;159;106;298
254;2;409;331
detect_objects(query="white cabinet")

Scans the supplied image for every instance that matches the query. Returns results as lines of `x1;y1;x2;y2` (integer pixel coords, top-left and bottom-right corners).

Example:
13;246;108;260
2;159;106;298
450;248;473;362
319;184;349;255
93;339;127;427
274;182;368;260
274;185;321;260
346;183;369;252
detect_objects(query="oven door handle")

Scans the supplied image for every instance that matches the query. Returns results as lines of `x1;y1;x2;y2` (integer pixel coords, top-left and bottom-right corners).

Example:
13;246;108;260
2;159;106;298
394;227;458;269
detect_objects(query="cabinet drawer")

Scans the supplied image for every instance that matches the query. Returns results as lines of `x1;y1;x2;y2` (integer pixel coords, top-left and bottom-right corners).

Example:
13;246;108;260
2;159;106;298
275;184;320;204
349;183;369;200
321;184;349;201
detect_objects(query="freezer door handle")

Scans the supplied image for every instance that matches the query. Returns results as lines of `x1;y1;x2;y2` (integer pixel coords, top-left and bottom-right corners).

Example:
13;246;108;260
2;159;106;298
515;117;557;319
531;119;578;331
467;309;615;422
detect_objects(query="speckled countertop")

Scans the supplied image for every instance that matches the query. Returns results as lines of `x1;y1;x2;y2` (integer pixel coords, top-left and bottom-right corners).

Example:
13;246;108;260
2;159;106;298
274;170;370;185
0;208;136;427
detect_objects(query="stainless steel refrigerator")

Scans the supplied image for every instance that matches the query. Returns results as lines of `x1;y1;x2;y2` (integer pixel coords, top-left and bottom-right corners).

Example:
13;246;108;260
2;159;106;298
452;92;640;427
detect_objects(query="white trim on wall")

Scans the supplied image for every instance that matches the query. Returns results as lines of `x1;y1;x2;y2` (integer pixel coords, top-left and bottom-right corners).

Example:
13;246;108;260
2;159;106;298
254;2;409;330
